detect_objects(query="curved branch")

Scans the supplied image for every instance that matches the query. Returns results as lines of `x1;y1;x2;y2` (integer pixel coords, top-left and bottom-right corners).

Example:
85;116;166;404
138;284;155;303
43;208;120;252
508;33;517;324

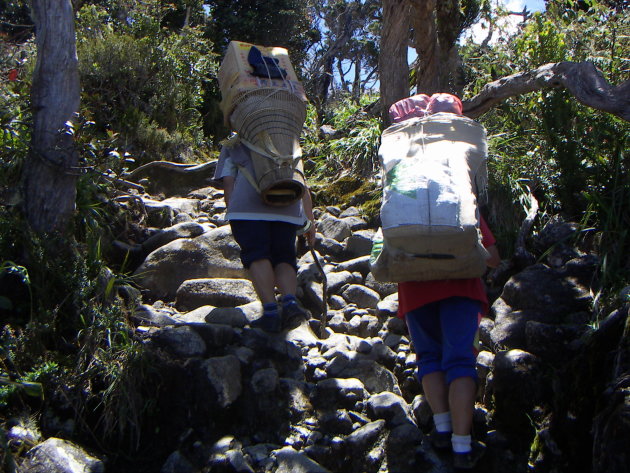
463;61;630;122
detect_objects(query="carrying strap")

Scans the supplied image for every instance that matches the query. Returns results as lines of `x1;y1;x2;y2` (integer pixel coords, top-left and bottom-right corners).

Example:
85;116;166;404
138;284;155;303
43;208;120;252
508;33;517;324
239;135;303;168
235;163;262;193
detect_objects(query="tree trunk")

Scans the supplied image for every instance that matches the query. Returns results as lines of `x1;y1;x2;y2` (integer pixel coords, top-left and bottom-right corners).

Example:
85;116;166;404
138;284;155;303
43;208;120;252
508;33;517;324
410;0;465;95
22;0;80;234
379;0;411;125
409;0;439;95
352;51;362;102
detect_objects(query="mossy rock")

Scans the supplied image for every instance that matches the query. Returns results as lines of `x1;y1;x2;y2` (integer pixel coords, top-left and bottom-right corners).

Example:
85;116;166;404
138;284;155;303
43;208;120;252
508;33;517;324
310;175;382;227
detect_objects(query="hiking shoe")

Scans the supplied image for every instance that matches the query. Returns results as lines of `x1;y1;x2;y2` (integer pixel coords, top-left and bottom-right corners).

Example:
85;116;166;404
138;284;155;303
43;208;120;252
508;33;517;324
282;301;309;329
250;313;281;333
453;440;486;470
428;428;452;450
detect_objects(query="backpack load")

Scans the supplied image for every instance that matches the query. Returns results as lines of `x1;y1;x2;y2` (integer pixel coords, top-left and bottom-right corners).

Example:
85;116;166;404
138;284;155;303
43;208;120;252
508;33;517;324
370;112;490;282
218;41;308;206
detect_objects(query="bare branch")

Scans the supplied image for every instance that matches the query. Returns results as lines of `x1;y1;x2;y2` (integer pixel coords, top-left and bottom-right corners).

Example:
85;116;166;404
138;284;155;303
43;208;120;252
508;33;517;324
463;61;630;122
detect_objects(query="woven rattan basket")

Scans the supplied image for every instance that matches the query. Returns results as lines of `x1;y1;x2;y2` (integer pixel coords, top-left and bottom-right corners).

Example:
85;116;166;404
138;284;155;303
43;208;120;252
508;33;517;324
230;88;307;206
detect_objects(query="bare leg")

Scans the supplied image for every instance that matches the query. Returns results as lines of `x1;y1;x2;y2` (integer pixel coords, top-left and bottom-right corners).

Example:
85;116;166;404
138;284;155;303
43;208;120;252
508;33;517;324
247;259;277;304
449;376;476;436
274;262;297;297
422;371;449;414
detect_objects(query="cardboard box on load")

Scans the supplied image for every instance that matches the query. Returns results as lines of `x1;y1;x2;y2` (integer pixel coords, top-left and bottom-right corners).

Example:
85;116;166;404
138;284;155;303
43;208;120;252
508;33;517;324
218;41;307;120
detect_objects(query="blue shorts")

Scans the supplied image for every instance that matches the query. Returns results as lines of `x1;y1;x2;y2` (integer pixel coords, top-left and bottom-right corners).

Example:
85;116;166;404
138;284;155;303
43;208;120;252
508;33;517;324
229;220;299;270
405;297;481;384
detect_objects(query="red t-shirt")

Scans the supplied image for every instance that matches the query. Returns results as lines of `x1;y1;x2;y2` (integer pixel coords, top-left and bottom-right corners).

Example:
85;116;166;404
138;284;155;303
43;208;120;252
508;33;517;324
397;216;496;318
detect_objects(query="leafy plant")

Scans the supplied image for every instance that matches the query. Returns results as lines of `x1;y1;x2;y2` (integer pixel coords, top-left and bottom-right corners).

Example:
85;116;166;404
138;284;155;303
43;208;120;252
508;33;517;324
303;94;381;178
76;3;217;165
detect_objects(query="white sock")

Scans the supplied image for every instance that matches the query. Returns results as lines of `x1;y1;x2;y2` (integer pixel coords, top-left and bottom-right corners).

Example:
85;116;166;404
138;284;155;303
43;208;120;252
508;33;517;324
451;434;472;453
433;412;452;433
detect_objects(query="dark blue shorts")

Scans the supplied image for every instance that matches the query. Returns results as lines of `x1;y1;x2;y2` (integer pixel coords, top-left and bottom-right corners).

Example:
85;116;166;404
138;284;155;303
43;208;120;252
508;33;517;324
229;220;299;270
405;297;481;384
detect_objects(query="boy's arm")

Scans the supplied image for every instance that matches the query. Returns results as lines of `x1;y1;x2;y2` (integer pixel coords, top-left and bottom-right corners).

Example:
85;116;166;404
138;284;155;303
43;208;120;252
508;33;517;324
485;244;501;268
479;215;501;267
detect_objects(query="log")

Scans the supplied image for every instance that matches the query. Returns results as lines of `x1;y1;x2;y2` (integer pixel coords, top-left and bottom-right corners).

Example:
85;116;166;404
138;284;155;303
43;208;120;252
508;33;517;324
464;61;630;122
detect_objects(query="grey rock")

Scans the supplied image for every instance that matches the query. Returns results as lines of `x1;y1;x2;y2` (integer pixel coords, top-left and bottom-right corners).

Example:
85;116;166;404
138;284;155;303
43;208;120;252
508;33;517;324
200;355;242;407
490;309;550;350
141;197;175;228
479;316;494;349
315;236;345;259
161;196;199;216
274;446;331;473
325;270;354;293
177;305;215;323
491;349;545;425
341;284;380;309
126;160;217;196
134;226;244;300
329;295;347;310
176;277;257;310
151;325;206;357
161;450;196;473
322;206;340;216
535;218;579;253
376;299;398;319
500;264;592;317
335;255;371;277
345;419;386;449
364;272;397;298
251;367;279;393
328;312;349;334
312;378;368;409
319;215;352;242
279;378;313;418
344;229;374;257
319;409;354;435
367;391;416;427
142;221;206;253
22;438;104;473
383;315;406;335
341;215;368;231
489;297;512;322
191;323;235;349
385;423;424;472
7;424;41;448
476;350;495;394
336;359;402;395
200;306;249;327
411;394;433;429
133;304;177;326
338;206;360;217
524;321;588;360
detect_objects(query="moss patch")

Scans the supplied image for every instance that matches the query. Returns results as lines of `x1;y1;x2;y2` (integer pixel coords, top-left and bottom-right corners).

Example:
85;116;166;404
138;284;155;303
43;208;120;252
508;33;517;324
310;175;382;226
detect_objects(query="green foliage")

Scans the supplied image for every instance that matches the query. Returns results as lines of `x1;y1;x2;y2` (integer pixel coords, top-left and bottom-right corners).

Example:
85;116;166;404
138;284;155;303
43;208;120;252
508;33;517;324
0;40;33;190
461;2;630;308
76;2;217;164
205;0;315;67
0;0;32;41
303;94;381;178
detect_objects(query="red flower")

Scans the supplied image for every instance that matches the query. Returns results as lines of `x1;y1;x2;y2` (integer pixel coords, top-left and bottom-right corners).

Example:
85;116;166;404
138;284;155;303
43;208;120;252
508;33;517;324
8;69;18;81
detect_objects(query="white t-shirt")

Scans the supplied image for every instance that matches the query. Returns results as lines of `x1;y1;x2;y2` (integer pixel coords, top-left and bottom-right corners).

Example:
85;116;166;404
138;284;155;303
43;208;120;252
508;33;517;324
214;143;307;225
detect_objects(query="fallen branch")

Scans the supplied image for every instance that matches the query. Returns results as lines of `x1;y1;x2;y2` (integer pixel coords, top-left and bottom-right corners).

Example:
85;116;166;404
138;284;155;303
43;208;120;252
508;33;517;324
463;61;630;122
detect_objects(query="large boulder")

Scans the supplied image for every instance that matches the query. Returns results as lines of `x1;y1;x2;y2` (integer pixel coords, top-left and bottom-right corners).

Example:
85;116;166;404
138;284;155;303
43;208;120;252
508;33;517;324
134;226;244;300
500;263;592;317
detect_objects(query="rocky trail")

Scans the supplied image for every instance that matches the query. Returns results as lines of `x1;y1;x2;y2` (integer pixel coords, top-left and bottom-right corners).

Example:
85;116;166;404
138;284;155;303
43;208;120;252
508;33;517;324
15;161;629;473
